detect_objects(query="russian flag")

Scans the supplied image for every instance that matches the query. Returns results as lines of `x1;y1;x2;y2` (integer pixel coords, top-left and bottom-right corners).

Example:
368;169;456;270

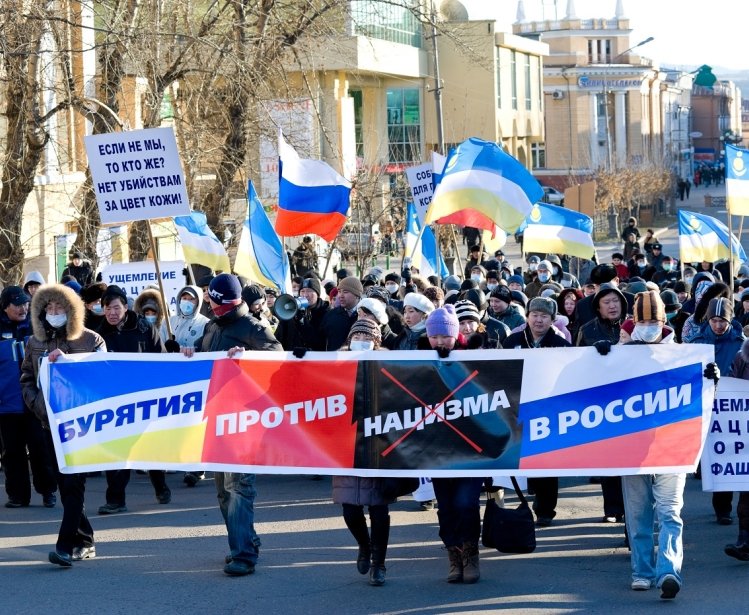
275;131;351;242
234;181;292;293
425;137;543;234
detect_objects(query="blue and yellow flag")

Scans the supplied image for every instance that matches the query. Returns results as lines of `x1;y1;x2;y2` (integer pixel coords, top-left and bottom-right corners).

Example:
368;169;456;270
174;211;231;272
234;181;292;292
405;203;448;278
518;204;595;259
678;209;746;263
726;144;749;215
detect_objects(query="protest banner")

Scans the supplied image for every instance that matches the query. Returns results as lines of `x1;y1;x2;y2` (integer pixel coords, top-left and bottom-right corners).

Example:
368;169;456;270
404;162;435;226
100;260;185;312
40;345;714;477
85;127;190;224
702;376;749;491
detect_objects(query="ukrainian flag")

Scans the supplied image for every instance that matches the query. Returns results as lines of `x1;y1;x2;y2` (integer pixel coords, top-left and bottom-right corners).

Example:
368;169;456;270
726;144;749;215
424;137;543;233
174;211;231;272
234;181;292;292
520;203;595;259
678;209;747;263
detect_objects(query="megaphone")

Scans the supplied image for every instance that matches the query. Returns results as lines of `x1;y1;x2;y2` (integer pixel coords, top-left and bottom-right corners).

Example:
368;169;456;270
272;294;309;321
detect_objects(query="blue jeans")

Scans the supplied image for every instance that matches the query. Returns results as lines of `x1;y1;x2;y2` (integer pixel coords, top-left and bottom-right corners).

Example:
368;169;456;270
215;473;259;565
432;477;484;547
622;474;685;587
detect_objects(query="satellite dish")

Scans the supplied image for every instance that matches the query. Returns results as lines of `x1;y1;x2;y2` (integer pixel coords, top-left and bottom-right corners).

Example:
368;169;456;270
689;131;703;138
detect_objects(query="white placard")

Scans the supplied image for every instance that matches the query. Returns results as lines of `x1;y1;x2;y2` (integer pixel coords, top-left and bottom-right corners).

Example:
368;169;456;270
405;162;435;227
85;127;190;224
100;260;186;313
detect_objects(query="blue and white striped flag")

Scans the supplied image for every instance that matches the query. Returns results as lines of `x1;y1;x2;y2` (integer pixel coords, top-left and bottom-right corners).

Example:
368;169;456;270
678;209;746;263
726;144;749;216
405;203;448;278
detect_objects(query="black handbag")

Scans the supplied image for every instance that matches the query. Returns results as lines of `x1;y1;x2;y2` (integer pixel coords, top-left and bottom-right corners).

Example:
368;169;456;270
381;477;420;499
481;477;536;554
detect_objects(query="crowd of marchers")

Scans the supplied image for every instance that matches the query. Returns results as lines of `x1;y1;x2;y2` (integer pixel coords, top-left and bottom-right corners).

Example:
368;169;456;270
1;225;744;599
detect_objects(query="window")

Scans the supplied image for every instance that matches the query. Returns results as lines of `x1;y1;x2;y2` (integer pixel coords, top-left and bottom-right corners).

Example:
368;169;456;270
350;0;422;48
350;89;364;158
531;143;546;169
588;39;612;64
386;88;421;163
524;53;531;110
511;51;517;110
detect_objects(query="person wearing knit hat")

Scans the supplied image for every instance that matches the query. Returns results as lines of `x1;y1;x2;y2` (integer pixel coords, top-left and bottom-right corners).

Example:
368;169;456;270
338;276;364;300
425;304;460;352
489;285;526;331
79;282;108;329
705;296;734;323
403;291;434;317
507;274;525;292
524;259;553;300
454;299;488;347
319;276;363;351
630;291;667;343
345;318;383;349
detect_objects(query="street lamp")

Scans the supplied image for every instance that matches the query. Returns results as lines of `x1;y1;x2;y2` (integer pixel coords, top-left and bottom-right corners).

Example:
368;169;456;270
602;37;655;168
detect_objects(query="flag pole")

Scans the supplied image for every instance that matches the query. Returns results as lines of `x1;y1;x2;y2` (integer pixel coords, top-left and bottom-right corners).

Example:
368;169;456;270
146;222;174;339
322;237;339;279
727;209;736;294
433;223;442;284
449;225;464;277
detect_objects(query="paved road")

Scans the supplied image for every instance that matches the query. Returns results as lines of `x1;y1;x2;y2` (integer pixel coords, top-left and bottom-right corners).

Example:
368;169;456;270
1;469;747;614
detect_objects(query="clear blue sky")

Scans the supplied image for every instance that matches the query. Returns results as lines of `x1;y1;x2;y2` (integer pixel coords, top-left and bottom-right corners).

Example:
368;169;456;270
462;0;744;72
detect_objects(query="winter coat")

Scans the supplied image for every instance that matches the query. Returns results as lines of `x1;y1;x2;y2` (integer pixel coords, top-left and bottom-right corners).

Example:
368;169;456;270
492;303;526;331
61;260;94;287
576;317;621;347
321;306;358;351
275;298;330;351
332;476;394;507
96;309;166;354
0;313;32;415
20;284;105;426
166;285;209;348
503;325;572;349
481;314;511;348
688;319;745;374
397;325;430;350
196;302;282;352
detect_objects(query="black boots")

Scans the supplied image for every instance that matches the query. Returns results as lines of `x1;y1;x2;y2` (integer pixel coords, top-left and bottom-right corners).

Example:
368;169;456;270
725;530;749;561
369;513;390;586
357;543;371;574
344;509;371;574
447;546;463;583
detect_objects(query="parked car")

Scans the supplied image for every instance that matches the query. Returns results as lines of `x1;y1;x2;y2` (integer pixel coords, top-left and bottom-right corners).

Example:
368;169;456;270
541;186;565;206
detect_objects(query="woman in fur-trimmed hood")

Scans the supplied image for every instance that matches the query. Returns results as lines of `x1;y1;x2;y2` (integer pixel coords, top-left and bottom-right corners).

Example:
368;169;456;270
21;284;105;425
134;287;166;330
19;283;105;568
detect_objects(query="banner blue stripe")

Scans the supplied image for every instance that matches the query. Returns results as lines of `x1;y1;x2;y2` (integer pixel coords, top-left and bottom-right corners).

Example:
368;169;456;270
519;363;703;456
48;359;215;412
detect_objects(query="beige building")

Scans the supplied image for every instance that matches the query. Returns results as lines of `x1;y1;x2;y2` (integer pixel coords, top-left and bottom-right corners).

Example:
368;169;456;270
513;0;670;187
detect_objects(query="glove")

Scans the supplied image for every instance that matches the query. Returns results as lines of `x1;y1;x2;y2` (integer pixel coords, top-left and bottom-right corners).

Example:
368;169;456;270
593;340;612;356
436;346;451;359
164;338;180;353
466;334;484;350
292;347;307;359
704;362;720;384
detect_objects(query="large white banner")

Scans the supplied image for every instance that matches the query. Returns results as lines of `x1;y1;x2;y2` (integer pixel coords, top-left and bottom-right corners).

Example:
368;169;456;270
100;260;186;313
85;127;190;224
702;376;749;491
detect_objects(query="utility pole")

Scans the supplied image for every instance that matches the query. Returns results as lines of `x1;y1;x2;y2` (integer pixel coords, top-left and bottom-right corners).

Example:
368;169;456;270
429;0;444;155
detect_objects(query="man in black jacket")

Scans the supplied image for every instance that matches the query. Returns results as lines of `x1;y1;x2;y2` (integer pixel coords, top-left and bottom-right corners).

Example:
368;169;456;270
96;285;170;514
275;277;330;351
321;276;362;350
184;273;282;576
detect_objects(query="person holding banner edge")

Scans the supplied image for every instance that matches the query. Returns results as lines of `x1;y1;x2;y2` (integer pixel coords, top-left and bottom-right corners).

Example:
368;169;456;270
18;283;106;567
182;273;282;577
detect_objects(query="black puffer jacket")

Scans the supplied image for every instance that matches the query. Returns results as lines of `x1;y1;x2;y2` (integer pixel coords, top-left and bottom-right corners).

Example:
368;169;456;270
275;299;330;351
576;317;621;347
197;302;282;352
97;309;165;354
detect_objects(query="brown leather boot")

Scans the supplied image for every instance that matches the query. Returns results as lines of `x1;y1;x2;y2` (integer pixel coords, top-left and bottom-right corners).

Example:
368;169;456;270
462;542;480;584
447;546;463;583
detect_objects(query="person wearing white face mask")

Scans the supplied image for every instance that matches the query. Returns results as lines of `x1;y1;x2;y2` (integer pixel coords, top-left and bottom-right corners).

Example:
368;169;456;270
524;260;554;299
80;282;107;330
20;283;106;566
333;318;395;586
